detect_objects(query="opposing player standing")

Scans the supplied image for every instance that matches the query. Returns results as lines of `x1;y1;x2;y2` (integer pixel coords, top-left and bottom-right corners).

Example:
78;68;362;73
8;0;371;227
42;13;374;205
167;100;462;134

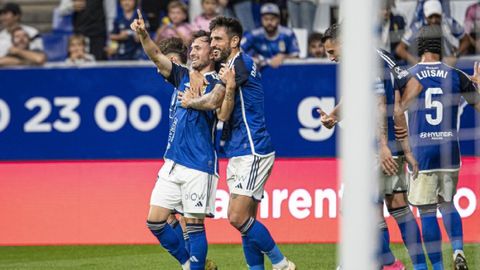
320;24;427;270
396;24;480;270
131;11;233;270
179;16;295;270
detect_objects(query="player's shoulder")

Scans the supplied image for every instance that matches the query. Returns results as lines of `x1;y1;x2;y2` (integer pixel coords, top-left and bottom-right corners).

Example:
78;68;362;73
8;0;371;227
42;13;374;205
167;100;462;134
376;48;397;68
204;70;220;83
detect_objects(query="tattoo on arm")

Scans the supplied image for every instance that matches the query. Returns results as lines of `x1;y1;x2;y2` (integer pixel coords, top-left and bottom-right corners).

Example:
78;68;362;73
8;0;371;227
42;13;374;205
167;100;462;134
188;85;226;111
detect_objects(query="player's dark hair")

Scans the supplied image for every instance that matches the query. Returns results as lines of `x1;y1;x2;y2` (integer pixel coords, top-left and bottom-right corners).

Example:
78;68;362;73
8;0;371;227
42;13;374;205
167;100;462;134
321;23;340;43
158;37;188;64
191;30;211;44
209;16;243;40
308;32;324;45
417;24;442;57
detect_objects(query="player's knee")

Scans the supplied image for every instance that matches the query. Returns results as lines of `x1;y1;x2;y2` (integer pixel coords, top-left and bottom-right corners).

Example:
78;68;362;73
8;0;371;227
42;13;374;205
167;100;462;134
417;204;437;216
228;212;249;229
386;192;408;209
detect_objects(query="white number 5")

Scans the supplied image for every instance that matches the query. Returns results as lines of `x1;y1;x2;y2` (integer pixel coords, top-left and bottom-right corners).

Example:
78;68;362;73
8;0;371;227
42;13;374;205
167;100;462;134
425;87;443;126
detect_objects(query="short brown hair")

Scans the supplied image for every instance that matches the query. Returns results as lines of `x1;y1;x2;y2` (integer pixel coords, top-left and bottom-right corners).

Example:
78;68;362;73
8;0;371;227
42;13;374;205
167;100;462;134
158;37;188;64
168;0;188;15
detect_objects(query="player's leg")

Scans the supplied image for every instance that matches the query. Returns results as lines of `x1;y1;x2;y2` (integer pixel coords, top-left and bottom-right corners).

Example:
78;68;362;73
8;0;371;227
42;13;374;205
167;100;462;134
376;161;403;269
168;214;188;253
181;167;219;270
147;162;190;269
384;158;427;270
227;155;295;270
437;171;468;269
408;172;443;270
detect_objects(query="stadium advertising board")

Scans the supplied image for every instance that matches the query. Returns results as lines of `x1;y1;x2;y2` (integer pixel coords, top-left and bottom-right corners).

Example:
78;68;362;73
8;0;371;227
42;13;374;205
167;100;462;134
0;64;477;160
0;158;478;245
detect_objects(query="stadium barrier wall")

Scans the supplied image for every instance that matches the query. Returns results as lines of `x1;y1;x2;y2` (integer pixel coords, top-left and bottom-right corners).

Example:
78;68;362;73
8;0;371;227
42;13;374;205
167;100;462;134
0;62;478;245
0;158;478;245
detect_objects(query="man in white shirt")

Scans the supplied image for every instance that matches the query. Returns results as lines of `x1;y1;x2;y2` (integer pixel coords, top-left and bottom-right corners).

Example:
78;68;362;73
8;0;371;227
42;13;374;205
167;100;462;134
0;3;43;57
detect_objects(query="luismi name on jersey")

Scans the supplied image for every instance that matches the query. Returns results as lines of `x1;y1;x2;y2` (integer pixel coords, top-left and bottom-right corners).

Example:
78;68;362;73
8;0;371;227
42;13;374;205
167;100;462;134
415;68;448;80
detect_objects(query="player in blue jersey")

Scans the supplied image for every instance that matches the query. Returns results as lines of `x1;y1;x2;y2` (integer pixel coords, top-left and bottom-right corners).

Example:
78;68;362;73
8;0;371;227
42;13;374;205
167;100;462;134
131;10;234;270
320;24;427;270
179;16;296;270
395;24;480;270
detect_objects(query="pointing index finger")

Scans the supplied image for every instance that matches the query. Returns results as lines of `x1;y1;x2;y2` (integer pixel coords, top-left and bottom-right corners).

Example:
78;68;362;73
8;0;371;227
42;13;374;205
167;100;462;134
137;9;143;20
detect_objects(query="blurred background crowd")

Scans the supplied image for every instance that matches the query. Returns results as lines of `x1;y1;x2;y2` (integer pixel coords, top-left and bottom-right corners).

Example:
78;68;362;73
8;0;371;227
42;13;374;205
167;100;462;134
1;0;480;68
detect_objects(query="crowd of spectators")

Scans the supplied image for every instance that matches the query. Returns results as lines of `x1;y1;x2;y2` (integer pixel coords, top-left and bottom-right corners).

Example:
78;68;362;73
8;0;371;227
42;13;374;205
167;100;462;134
1;0;480;68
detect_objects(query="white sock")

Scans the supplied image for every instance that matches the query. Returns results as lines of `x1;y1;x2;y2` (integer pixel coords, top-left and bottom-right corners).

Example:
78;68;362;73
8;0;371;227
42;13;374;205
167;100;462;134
182;260;190;270
272;257;288;269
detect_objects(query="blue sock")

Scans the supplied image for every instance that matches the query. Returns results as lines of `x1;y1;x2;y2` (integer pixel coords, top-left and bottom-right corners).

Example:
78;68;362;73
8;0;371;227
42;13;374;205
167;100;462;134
169;219;187;255
242;234;264;270
390;206;427;269
240;217;285;264
419;209;443;269
379;222;395;266
186;223;208;270
146;220;189;265
439;202;464;252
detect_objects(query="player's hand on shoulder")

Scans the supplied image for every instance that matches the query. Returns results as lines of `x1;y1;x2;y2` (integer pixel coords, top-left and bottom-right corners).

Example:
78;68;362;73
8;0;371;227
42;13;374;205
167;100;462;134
222;66;236;90
379;144;398;176
178;88;199;108
189;70;208;94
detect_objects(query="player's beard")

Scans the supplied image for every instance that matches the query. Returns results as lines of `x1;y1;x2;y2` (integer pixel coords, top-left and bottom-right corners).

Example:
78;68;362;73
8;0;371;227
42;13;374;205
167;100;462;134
214;46;231;63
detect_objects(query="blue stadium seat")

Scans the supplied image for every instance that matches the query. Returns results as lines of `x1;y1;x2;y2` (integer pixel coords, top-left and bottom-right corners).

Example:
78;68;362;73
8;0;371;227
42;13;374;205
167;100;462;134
42;31;71;62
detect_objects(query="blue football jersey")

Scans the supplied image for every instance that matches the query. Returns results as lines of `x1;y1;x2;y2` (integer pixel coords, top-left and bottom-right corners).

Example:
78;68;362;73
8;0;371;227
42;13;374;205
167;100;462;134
222;52;275;158
241;26;300;60
408;62;480;171
163;63;220;175
376;49;411;156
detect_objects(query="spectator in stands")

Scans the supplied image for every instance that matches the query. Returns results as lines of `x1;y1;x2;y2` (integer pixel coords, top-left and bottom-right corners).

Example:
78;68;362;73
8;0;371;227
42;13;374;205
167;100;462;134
0;3;43;58
0;27;46;67
464;1;480;54
223;0;256;32
395;0;470;65
108;0;144;60
193;0;219;31
155;0;194;44
378;0;406;61
287;0;316;34
410;0;450;27
307;32;325;58
65;34;95;64
241;3;300;68
57;0;117;61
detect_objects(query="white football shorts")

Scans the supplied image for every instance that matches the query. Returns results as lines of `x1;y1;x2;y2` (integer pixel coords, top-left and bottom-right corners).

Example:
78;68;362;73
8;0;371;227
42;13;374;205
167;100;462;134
150;159;218;218
226;154;275;201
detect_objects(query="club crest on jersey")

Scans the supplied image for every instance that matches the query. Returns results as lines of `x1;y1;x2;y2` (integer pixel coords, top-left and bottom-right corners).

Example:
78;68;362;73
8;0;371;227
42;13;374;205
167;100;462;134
279;41;286;53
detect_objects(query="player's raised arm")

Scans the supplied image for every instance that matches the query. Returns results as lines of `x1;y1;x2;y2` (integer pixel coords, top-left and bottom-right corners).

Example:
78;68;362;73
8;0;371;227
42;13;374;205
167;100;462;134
131;9;172;78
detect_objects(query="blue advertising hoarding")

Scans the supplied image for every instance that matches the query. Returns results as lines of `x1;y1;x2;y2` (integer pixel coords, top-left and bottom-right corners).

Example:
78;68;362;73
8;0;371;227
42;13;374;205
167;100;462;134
0;62;477;160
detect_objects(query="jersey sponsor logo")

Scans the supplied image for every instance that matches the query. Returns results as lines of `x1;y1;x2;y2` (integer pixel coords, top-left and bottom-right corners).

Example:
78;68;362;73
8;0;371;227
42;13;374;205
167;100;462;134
419;131;454;140
185;192;206;202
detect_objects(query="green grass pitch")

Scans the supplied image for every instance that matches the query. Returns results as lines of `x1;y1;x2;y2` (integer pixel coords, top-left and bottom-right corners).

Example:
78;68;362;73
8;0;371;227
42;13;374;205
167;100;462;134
0;244;478;269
